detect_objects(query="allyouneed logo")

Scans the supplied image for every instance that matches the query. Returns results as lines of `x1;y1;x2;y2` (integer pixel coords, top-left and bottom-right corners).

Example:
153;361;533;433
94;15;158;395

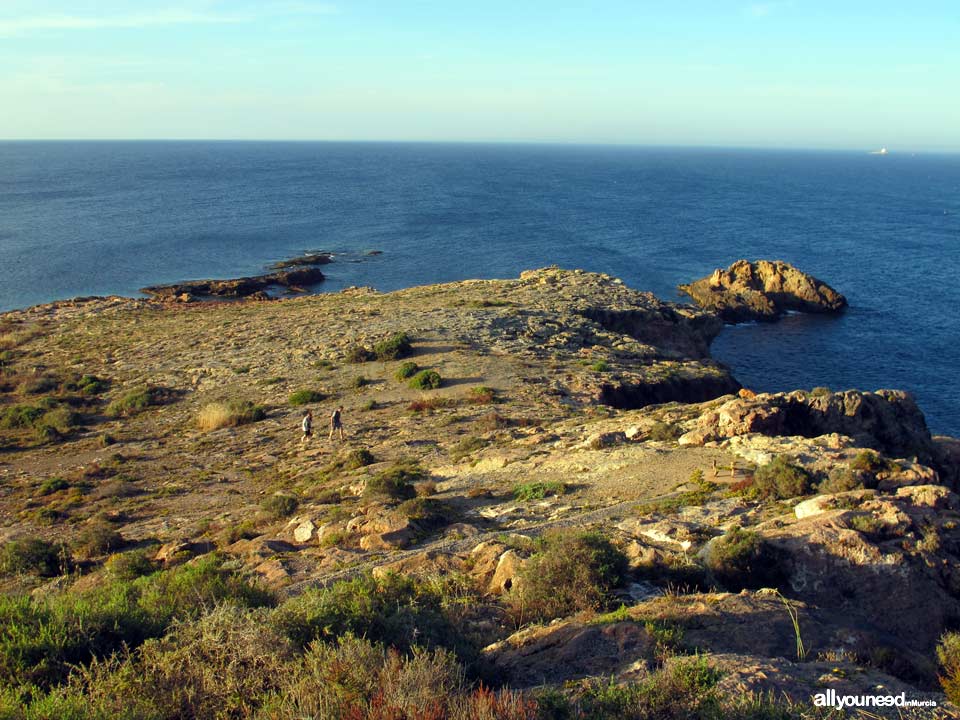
812;689;937;710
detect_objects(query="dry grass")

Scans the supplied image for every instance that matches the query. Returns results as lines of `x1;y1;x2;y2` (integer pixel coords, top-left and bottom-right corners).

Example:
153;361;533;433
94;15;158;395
197;401;266;431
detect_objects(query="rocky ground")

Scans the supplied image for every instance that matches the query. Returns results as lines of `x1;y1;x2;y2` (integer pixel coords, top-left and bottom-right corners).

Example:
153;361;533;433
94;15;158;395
1;266;958;718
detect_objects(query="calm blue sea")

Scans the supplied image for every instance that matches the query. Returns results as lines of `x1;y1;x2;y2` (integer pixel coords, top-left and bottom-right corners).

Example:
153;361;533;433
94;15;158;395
1;141;958;435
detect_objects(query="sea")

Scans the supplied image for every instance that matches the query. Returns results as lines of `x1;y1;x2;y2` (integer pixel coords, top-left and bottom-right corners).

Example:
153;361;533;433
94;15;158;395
0;141;958;435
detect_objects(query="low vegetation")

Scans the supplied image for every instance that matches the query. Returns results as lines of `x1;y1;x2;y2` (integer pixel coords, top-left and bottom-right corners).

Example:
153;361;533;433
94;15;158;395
288;390;325;406
511;531;628;623
395;360;419;380
750;456;811;500
196;400;266;431
106;386;168;417
409;369;442;390
363;462;424;502
512;481;566;502
705;526;783;591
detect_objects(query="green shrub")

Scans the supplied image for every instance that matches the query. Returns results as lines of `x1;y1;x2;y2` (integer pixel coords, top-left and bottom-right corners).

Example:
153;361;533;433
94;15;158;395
512;531;628;622
409;369;442;390
363;463;423;502
18;376;59;395
262;494;298;519
395;361;419;381
39;477;70;495
106;386;166;417
270;573;468;657
468;386;496;404
0;404;44;429
373;332;412;361
450;435;487;460
0;554;272;691
396;498;456;534
938;631;960;705
752;456;811;500
288;390;324;406
344;447;375;469
850;450;891;474
513;481;566;502
0;538;69;577
72;522;125;559
350;375;369;389
648;421;683;442
818;467;874;494
345;345;375;363
76;375;109;395
105;549;158;580
705;526;783;591
590;360;610;372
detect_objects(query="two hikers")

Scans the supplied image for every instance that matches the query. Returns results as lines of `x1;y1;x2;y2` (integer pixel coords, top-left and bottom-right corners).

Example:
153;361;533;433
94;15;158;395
300;406;345;443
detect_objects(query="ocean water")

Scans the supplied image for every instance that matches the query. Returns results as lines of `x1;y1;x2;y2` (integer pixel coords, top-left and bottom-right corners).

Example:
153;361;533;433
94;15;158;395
0;141;958;435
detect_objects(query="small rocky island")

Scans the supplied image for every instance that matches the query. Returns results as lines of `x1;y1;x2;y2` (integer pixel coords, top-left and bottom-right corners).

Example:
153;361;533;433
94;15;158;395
1;265;956;718
680;259;847;323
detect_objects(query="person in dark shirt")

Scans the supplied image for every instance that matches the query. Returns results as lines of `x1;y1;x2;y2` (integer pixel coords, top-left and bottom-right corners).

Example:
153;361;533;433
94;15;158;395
329;405;344;441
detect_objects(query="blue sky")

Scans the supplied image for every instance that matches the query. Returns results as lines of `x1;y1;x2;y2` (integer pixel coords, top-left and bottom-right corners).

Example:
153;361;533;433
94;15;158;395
1;1;958;149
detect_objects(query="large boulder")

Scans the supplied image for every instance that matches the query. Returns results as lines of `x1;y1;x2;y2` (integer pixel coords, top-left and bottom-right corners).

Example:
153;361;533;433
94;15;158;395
679;259;846;323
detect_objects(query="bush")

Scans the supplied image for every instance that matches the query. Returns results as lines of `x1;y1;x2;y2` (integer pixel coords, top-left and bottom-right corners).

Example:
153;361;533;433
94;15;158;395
0;554;273;691
395;361;419;381
345;345;375;363
0;403;44;429
938;631;960;705
18;376;59;395
818;466;874;494
262;494;299;519
468;386;496;404
397;498;456;534
106;386;167;417
513;481;566;501
72;522;125;559
197;400;266;431
343;447;375;469
364;463;423;502
705;526;783;591
104;549;157;581
512;531;628;622
752;456;811;500
850;450;891;474
590;360;610;372
288;390;324;406
0;538;69;577
39;477;70;495
373;332;412;361
350;375;369;389
409;369;442;390
648;421;683;442
270;573;468;658
76;374;109;395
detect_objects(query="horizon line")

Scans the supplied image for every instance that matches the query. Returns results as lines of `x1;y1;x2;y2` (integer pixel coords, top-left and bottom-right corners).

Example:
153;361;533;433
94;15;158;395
0;138;957;155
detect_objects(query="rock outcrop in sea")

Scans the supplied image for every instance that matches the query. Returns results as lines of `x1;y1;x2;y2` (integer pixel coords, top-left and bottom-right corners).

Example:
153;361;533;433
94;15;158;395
679;259;847;323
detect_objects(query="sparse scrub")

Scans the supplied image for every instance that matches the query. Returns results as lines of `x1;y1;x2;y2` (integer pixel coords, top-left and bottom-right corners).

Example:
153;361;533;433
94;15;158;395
397;497;457;534
197;400;266;430
850;449;892;474
262;494;299;519
409;369;442;390
408;397;456;413
648;421;683;442
752;456;811;500
468;386;496;404
39;477;69;495
705;526;783;591
818;466;874;494
513;481;566;501
511;531;628;623
345;344;375;363
76;374;109;395
344;447;375;469
106;386;168;417
105;548;157;580
373;332;412;361
937;631;960;705
590;359;610;372
395;360;419;380
350;375;369;389
288;389;324;406
364;463;423;502
450;435;487;460
72;522;125;559
0;538;69;577
0;403;44;429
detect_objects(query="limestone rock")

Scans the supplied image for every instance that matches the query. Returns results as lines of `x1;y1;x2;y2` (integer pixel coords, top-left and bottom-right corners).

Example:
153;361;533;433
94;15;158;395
679;259;846;323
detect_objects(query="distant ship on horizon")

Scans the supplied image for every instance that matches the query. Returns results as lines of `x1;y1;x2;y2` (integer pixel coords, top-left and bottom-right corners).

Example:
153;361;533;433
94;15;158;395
869;147;889;155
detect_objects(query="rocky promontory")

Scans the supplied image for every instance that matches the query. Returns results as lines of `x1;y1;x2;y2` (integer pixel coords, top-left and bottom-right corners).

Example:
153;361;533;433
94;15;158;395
1;267;956;718
679;259;848;323
140;266;325;301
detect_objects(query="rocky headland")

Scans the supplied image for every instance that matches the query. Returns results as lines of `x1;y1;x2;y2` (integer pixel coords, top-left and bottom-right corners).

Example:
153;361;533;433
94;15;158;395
679;259;848;323
0;266;956;718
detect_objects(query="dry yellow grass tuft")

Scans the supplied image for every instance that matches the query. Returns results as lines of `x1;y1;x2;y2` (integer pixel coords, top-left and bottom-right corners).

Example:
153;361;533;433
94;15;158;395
196;400;266;431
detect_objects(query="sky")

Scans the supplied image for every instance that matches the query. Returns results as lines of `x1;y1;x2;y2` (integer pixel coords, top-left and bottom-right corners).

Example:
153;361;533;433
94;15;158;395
0;1;958;150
